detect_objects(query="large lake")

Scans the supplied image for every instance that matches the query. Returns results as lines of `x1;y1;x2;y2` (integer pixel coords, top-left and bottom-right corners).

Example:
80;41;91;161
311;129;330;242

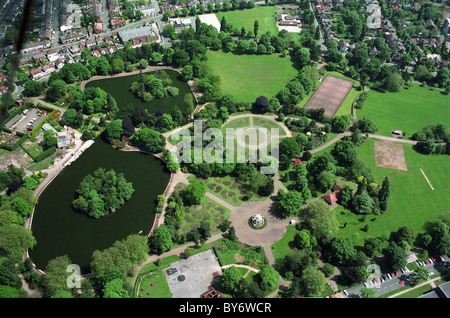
84;69;195;115
29;137;170;273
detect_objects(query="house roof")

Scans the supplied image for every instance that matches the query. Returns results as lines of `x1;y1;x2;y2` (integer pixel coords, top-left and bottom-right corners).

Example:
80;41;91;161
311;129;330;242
322;185;343;205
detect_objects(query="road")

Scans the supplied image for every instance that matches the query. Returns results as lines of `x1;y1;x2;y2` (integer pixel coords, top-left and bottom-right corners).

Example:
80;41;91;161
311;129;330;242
345;256;450;298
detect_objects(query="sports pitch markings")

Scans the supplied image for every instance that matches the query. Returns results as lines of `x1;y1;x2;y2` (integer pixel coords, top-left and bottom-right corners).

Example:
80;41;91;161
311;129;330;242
420;168;434;190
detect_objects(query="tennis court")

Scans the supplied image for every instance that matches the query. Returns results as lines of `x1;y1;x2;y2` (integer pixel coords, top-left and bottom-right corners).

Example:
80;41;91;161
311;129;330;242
304;75;354;117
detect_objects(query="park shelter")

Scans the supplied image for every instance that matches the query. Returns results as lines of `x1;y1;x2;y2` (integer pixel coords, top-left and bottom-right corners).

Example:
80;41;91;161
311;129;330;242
322;185;343;205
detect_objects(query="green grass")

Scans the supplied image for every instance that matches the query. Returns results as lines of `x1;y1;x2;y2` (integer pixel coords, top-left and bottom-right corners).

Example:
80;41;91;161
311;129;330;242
336;138;450;246
271;225;299;277
394;283;433;298
206;50;298;102
214;238;267;268
215;6;279;37
136;270;172;298
357;84;450;137
22;143;44;160
28;156;54;171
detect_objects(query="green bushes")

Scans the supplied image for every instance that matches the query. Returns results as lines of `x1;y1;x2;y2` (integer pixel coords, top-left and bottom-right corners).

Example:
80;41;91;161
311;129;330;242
34;146;56;162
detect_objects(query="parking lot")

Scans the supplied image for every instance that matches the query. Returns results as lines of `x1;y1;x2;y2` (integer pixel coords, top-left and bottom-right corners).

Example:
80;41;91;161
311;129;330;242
14;108;49;133
344;255;450;298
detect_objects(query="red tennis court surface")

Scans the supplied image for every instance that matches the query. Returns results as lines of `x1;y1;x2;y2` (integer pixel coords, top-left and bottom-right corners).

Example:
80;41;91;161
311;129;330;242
304;75;354;117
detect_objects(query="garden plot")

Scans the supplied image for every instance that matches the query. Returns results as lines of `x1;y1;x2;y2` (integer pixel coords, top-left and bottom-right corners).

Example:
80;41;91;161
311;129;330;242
374;141;408;171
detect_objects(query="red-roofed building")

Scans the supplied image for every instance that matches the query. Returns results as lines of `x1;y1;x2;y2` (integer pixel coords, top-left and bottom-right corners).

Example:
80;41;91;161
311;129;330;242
30;68;44;80
110;17;126;28
322;185;343;205
94;23;103;34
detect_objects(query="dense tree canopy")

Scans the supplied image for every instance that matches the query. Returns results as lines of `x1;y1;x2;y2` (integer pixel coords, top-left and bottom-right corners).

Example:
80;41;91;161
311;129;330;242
72;168;134;219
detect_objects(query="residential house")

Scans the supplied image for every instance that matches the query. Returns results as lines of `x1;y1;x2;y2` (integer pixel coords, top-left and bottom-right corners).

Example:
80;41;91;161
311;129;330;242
56;130;72;148
92;50;101;57
0;73;8;84
43;63;56;75
0;86;7;95
85;38;97;48
169;17;196;33
30;68;44;80
33;53;47;63
47;49;60;62
108;44;117;54
110;17;127;28
94;23;103;34
56;59;65;70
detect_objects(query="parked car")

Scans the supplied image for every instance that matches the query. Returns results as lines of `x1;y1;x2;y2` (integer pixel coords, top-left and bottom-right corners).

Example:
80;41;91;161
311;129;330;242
343;290;348;296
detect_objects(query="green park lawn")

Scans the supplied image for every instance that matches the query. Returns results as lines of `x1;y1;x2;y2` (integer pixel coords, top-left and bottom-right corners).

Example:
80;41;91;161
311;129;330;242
214;238;267;268
357;84;450;137
271;225;299;272
215;6;279;36
206;50;298;102
335;138;450;247
136;270;172;298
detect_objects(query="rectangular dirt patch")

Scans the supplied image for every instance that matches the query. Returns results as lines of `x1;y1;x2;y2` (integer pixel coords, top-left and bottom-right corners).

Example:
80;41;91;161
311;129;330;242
374;141;408;171
304;75;354;117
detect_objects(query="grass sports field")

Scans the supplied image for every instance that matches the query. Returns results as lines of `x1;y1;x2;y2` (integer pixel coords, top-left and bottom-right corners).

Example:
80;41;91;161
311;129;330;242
357;84;450;137
206;50;297;102
336;138;450;246
215;6;278;36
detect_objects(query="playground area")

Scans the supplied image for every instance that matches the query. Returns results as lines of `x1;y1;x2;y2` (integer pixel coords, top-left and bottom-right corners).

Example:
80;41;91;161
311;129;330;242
304;75;354;117
164;249;222;298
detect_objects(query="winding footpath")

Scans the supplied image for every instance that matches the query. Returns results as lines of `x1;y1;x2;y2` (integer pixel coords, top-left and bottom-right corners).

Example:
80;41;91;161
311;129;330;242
25;72;421;298
133;113;420;297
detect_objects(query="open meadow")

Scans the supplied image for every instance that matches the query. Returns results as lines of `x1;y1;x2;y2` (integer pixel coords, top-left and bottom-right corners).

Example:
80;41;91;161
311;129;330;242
215;6;278;36
206;50;298;102
357;84;450;137
335;138;450;246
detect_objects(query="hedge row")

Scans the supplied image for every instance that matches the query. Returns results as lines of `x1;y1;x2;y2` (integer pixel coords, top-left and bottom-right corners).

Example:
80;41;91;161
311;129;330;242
28;109;58;139
34;146;56;162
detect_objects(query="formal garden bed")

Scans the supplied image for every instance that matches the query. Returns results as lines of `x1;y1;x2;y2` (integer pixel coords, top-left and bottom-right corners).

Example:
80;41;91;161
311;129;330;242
194;175;268;206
